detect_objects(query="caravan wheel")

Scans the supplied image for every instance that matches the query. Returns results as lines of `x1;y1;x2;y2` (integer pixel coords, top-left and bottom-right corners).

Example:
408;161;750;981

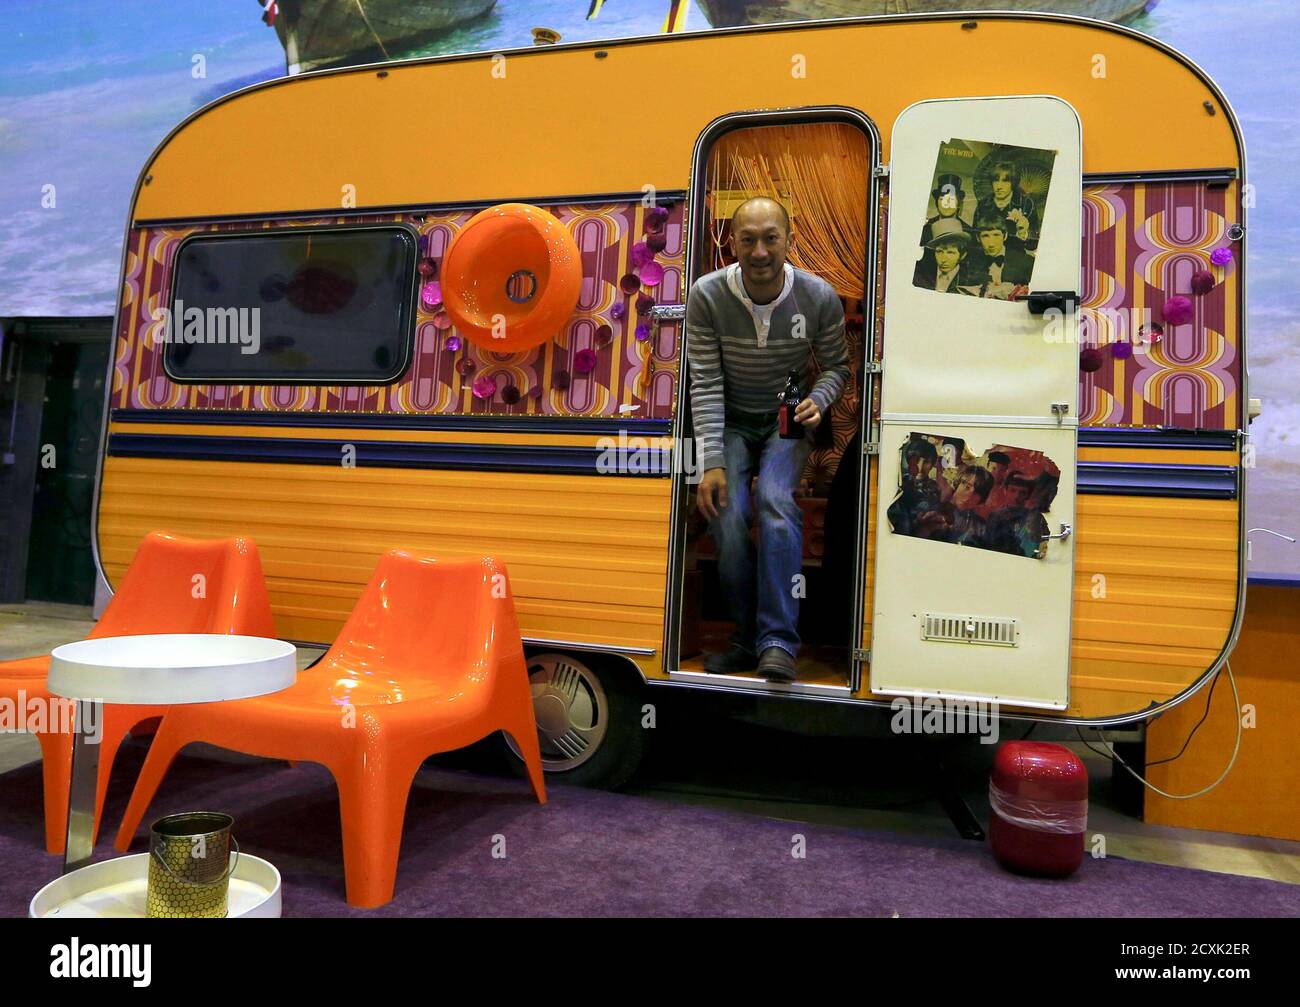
505;652;646;789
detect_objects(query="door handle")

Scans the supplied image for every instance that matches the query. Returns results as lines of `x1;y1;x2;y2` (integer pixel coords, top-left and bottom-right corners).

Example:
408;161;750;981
1041;522;1072;543
1027;291;1078;315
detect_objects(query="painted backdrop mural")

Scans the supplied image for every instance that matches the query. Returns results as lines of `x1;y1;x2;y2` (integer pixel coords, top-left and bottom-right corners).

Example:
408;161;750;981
0;1;1297;575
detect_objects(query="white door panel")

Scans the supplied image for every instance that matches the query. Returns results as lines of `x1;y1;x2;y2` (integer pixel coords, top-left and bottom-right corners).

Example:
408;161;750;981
870;95;1082;709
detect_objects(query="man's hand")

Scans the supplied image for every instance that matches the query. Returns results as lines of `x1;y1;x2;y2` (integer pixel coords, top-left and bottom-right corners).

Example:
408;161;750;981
914;509;951;538
794;396;822;431
1008;208;1030;241
697;467;728;520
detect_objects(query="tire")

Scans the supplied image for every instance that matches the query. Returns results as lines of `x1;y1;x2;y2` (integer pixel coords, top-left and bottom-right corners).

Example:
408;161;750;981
504;651;648;790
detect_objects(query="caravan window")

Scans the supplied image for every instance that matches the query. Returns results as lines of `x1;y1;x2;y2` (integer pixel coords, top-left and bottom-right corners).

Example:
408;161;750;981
164;226;418;384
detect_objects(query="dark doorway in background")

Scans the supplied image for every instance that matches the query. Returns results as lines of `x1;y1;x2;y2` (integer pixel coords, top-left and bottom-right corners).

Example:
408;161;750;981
0;318;111;606
26;338;109;604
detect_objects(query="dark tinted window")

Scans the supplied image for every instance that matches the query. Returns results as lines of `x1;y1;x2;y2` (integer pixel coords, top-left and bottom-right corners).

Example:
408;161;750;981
165;227;417;383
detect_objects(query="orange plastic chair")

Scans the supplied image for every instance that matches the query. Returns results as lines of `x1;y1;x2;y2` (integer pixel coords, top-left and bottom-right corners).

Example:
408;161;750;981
0;531;276;853
114;549;546;909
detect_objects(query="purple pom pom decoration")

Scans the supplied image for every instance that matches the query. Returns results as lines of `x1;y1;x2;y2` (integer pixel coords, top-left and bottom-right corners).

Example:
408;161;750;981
1079;348;1104;373
594;324;613;348
1111;340;1134;361
646;232;668;254
636;293;656;315
501;384;521;405
1209;246;1233;267
620;273;641;295
1190;269;1216;296
421;281;443;310
455;358;476;376
630;241;654;268
417;256;438;279
639;261;665;287
444;334;461;352
431;309;452;330
645;206;670;232
574;348;598;374
417;234;430;254
610;300;627;321
634;322;651;341
1161;295;1194;326
472;375;497;400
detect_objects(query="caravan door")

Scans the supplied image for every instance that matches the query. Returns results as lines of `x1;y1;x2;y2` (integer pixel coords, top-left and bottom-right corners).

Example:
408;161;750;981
870;96;1081;710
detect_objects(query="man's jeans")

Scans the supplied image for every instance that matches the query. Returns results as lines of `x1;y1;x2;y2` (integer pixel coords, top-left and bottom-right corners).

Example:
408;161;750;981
709;411;812;659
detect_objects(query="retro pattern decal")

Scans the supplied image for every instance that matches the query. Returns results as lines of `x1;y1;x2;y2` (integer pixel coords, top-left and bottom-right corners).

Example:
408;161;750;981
112;201;685;419
1079;181;1240;428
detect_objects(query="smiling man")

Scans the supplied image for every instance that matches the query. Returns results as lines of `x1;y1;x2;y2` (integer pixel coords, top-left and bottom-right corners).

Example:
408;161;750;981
685;196;850;682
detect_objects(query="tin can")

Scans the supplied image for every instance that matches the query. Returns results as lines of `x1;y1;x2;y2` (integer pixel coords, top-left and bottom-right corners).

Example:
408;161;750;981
146;812;239;918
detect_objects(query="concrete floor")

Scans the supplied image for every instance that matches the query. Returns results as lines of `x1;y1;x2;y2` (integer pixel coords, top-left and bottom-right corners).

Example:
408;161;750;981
3;601;1297;893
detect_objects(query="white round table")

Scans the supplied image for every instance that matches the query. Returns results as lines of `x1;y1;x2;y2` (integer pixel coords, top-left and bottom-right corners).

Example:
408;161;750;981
46;633;296;874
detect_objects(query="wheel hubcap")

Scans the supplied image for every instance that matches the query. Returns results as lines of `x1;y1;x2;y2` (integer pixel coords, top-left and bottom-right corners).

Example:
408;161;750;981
505;653;608;771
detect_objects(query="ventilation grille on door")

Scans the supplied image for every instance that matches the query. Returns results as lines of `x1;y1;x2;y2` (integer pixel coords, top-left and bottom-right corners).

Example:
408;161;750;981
922;613;1019;647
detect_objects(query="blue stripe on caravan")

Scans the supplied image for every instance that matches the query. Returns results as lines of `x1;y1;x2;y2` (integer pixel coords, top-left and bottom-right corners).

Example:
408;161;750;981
107;433;674;477
1078;427;1238;451
109;408;673;437
1076;462;1237;499
106;430;1238;497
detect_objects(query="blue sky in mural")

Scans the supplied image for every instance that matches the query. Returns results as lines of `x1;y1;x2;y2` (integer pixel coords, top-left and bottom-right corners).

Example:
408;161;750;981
0;0;1297;573
0;1;683;317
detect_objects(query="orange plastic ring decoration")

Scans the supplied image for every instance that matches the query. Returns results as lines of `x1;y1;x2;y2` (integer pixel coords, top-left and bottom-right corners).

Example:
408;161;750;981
439;202;582;352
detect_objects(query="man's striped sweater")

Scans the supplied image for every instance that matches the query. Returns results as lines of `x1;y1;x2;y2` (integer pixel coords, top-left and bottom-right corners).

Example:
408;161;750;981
685;263;851;472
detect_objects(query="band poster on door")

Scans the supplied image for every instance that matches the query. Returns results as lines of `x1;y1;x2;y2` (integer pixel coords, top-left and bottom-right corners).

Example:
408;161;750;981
886;432;1061;560
912;138;1057;301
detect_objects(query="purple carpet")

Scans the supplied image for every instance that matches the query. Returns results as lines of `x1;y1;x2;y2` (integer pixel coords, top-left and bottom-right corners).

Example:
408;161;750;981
3;743;1296;917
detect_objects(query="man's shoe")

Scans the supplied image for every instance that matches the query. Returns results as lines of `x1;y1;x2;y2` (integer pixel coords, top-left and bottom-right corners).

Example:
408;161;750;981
703;646;759;674
757;646;798;683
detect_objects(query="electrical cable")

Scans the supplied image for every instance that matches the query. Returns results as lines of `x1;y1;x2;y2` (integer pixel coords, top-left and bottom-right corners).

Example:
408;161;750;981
1146;668;1220;767
1076;660;1241;800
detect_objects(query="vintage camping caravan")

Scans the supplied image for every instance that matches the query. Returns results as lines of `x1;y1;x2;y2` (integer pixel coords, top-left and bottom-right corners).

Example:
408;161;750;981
94;12;1250;786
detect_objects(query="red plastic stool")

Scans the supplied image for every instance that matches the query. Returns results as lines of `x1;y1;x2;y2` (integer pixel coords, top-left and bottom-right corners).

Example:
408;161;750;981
989;741;1089;878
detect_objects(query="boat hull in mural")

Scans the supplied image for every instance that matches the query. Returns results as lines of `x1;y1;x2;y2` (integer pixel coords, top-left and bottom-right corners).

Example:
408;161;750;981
697;0;1157;28
271;0;498;74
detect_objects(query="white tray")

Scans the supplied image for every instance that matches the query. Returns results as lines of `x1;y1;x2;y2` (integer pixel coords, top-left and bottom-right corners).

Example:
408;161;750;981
48;634;297;706
30;853;282;918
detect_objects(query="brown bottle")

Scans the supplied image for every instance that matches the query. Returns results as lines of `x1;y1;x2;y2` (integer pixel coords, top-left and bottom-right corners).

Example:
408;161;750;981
778;368;804;440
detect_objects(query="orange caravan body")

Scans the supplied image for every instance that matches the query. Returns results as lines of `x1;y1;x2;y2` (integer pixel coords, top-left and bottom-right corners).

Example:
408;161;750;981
92;13;1249;783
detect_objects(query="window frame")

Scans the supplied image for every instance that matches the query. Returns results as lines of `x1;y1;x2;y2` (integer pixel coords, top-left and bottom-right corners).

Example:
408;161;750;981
161;222;421;386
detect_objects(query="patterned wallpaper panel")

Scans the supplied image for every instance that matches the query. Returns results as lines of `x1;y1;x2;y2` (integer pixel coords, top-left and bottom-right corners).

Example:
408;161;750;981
1079;181;1240;429
113;182;1241;432
113;201;685;419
